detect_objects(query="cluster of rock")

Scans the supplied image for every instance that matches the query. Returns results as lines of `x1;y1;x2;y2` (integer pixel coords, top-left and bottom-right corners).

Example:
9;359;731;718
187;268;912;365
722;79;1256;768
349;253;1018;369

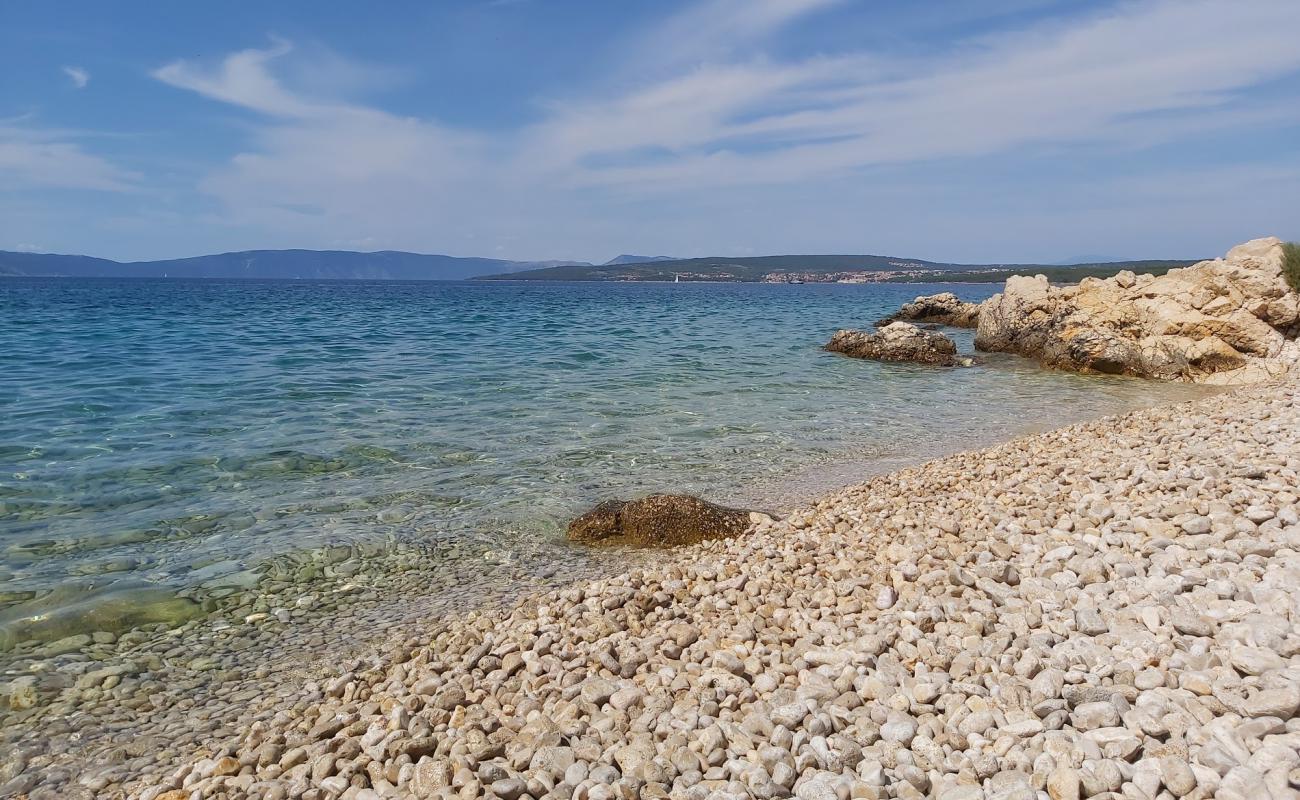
975;237;1300;383
870;237;1299;383
567;495;765;548
842;236;1300;379
826;323;961;367
145;373;1300;800
877;293;981;329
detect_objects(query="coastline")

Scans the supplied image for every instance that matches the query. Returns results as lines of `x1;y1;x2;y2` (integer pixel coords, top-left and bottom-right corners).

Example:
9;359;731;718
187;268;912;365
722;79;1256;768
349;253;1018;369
6;369;1291;798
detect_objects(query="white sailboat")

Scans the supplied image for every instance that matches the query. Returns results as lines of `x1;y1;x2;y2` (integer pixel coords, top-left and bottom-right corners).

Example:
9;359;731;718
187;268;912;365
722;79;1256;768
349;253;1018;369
674;274;680;283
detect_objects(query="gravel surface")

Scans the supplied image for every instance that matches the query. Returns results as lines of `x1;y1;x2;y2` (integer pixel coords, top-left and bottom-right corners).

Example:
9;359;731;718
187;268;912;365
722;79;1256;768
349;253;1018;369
5;374;1299;800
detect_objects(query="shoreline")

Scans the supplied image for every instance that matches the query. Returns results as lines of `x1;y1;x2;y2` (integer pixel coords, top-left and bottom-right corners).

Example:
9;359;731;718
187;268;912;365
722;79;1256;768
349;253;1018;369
4;370;1291;798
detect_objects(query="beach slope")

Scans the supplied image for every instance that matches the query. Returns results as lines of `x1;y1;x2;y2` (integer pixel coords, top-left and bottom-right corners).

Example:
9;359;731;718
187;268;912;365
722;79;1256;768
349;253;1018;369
155;373;1300;800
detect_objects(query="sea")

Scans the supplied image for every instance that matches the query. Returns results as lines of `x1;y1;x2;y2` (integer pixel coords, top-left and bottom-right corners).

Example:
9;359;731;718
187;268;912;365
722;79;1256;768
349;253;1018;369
0;278;1211;643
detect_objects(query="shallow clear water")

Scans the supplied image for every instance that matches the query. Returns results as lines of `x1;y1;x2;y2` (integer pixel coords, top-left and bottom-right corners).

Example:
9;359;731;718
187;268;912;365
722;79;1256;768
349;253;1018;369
1;278;1209;612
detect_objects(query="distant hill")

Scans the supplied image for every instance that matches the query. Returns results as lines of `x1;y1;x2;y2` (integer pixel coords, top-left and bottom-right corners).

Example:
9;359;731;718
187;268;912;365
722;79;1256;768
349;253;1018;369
0;249;564;281
478;254;1201;283
479;254;949;282
522;259;592;270
603;254;676;265
1;248;1202;284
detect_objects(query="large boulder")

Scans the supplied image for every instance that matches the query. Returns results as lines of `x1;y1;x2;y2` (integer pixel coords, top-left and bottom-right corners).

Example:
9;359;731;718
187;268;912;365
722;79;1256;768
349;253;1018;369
878;292;982;328
567;494;760;548
826;322;959;366
974;237;1300;384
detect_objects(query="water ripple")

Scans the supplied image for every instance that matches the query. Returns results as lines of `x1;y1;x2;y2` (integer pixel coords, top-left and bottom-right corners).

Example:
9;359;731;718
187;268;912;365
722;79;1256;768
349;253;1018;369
0;278;1211;601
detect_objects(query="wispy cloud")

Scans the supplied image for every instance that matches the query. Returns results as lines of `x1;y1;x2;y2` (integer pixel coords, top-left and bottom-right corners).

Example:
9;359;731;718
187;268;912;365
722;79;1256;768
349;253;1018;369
62;66;89;89
0;120;138;192
146;0;1300;257
152;41;487;241
628;0;843;71
153;39;321;118
538;0;1300;190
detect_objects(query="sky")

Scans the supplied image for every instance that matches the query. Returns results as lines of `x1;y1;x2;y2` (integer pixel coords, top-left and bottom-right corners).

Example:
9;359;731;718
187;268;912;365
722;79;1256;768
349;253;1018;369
2;0;1299;265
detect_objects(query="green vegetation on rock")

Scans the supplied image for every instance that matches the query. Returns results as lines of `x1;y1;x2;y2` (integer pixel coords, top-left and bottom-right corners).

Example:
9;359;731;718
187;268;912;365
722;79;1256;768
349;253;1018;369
1283;242;1300;292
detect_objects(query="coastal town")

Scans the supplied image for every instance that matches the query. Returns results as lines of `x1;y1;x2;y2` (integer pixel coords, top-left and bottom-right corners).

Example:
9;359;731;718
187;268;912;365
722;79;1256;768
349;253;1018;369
760;264;946;283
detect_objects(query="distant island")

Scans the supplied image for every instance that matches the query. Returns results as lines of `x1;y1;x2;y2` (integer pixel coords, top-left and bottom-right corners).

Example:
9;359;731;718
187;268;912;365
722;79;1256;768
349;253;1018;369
0;248;1198;284
0;249;586;281
476;254;1201;284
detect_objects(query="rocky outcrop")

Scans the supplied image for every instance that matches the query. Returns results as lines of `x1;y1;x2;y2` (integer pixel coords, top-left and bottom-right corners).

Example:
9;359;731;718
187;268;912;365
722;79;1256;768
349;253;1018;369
877;292;981;328
826;322;959;366
567;494;762;548
974;237;1300;384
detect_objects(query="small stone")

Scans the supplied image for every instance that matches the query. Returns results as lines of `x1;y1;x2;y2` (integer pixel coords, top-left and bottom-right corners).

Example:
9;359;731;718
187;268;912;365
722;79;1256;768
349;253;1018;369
1230;646;1285;676
1070;701;1120;730
564;762;588;786
1242;685;1300;719
1074;608;1107;636
500;651;524;677
609;686;644;711
580;678;617;706
794;772;842;800
490;777;527;800
1170;610;1214;637
38;634;92;656
1080;760;1123;796
879;713;917;745
876;586;898;610
1046;766;1079;800
1159;756;1197;797
613;740;654;780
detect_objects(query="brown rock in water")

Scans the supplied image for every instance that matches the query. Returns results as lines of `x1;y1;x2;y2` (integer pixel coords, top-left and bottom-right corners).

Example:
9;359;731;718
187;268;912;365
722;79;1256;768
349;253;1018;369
567;494;758;547
974;237;1300;384
877;292;982;328
826;322;959;366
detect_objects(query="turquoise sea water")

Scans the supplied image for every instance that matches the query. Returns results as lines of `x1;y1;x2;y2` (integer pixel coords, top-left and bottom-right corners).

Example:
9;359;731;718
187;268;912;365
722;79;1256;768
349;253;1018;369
1;278;1208;622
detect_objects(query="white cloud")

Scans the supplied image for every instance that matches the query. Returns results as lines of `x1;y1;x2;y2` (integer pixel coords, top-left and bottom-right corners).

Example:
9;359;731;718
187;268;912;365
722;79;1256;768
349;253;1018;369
149;0;1300;258
152;39;321;118
150;42;490;246
540;0;1300;190
62;66;89;89
0;122;138;191
629;0;843;71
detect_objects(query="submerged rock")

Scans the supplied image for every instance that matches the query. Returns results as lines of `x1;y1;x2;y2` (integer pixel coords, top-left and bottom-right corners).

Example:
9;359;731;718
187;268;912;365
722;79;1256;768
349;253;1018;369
877;292;982;328
567;494;759;547
826;322;960;366
974;236;1300;383
0;580;203;651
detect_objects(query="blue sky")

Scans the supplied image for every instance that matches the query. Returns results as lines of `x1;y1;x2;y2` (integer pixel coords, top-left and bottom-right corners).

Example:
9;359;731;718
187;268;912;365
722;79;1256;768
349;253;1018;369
2;0;1298;264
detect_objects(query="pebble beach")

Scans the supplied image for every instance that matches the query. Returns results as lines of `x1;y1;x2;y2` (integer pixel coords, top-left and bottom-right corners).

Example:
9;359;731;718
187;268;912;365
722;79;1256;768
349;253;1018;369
6;367;1289;799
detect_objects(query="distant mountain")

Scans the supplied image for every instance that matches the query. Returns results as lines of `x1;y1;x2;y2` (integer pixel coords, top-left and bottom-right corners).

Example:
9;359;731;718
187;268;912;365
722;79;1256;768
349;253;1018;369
603;254;676;266
0;248;1202;284
0;249;556;281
